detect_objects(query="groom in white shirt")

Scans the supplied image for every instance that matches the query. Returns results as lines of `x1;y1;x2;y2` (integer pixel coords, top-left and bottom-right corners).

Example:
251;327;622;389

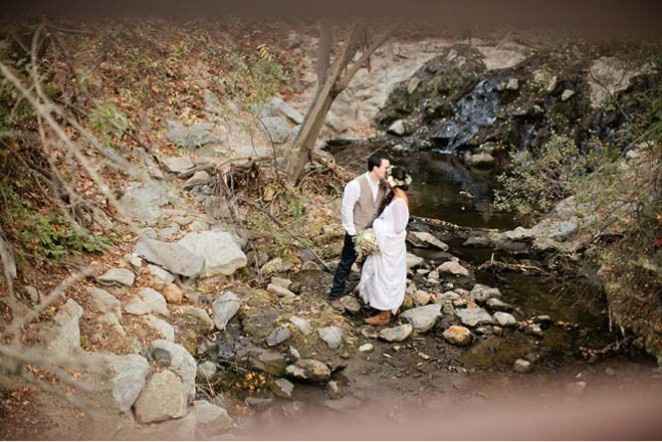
328;154;390;299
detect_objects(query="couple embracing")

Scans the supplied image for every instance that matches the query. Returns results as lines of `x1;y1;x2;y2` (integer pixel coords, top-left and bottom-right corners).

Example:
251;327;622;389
328;154;412;326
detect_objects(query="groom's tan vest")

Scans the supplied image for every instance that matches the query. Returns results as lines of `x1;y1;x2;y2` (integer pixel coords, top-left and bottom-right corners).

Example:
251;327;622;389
354;174;386;233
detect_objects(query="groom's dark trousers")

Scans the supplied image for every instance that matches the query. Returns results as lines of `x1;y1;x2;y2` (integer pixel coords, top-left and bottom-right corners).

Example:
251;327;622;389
329;233;357;298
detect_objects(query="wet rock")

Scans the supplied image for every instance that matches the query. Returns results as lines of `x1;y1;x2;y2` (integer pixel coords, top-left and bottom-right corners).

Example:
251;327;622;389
437;260;470;277
119;181;171;224
134;370;187;423
135;238;204;278
493;312;517;328
266;326;292;347
177;230;247;277
98;268;135;288
46;299;83;355
197;361;217;381
443;325;473;346
379;324;413;342
359;343;374;352
212;291;241;330
340;296;362;313
286;359;331;382
162;283;183;304
289;316;313;336
104;353;150;413
408;231;449;250
456;307;494;327
271;378;295;399
126;288;169;317
470;284;502;304
150;339;197;401
179;306;214;334
318;326;344;349
514;358;532;373
145;315;175;341
190;399;234;433
401;304;442;333
485;297;513;312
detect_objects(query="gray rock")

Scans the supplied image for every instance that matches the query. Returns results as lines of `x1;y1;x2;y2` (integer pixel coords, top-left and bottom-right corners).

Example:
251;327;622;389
179;306;215;333
261;257;294;275
125;288;169;317
147;264;176;286
318;326;344;349
437;261;470;277
270;277;292;290
407;77;421;94
125;253;143;271
506;78;519;90
134;370;188;423
339;296;362;313
104;353;150;413
260;116;290;144
23;285;40;304
285;359;331;382
485;297;513;312
359;343;374;352
547;221;578;241
119;181;171;224
135;238;204;278
525;323;544;337
159;225;180;240
259;96;304;124
387;119;406;136
166;120;221;148
289;316;312;335
514;358;532;373
88;287;122;319
493;312;517;327
266;326;292;347
503;226;535;241
97;268;135;288
46;299;83;355
456;307;495;327
443;325;473;346
177;230;247;278
379;324;413;342
406;253;424;272
408;231;449;251
197;361;217;381
145;315;175;341
470;284;502;304
561;89;575;101
400;304;442;333
250;349;287;375
271;378;295;399
150;339;197;401
190;220;210;232
466;152;495;167
162;156;194;175
191;399;234;432
212;291;241;330
267;283;297;298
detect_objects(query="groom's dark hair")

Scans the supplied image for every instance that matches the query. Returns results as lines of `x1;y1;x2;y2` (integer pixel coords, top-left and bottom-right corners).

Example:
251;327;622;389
367;153;389;172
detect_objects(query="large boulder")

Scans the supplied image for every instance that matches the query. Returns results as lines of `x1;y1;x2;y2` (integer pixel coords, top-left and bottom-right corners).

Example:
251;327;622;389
104;353;150;413
400;304;442;333
166;120;222;148
259;116;290;144
88;287;122;319
144;315;175;341
125;288;169;317
119;181;171;224
150;340;197;401
134;370;188;423
177;230;247;277
97;268;135;288
135;238;204;278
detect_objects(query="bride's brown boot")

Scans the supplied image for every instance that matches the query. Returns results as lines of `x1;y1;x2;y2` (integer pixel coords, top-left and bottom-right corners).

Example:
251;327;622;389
365;311;391;326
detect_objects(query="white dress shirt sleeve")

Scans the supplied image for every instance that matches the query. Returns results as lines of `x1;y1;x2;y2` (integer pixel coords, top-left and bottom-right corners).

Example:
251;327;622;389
341;179;360;236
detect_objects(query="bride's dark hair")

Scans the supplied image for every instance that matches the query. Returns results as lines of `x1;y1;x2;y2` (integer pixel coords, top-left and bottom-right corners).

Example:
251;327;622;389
376;166;409;219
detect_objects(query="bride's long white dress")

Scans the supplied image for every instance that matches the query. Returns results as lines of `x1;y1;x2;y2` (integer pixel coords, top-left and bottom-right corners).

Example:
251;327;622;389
359;198;409;313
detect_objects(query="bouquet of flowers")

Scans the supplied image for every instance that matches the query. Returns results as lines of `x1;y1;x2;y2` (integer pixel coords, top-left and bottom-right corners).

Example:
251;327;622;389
354;228;379;259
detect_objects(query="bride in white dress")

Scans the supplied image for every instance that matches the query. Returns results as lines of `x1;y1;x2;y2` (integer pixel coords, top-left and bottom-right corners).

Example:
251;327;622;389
358;166;412;326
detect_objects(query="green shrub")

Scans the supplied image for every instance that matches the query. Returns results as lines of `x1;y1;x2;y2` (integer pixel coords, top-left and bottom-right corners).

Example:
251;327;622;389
89;101;130;140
